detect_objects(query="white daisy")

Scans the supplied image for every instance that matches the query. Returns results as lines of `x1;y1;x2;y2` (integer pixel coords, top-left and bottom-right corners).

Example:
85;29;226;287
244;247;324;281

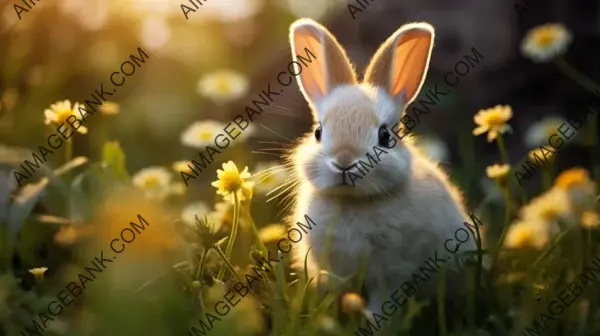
197;70;249;104
235;123;256;144
132;167;172;200
44;100;87;134
524;117;567;147
181;201;212;228
521;23;572;63
180;120;224;149
252;162;287;195
416;136;449;162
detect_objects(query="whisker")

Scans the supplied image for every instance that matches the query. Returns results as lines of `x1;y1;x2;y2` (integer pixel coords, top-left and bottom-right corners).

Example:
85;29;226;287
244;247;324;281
252;151;282;157
266;178;300;198
267;180;300;203
265;110;298;117
257;141;295;147
257;123;294;142
253;165;290;177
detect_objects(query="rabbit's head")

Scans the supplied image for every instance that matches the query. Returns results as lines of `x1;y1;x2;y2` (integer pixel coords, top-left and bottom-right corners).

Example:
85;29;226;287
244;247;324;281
288;19;435;197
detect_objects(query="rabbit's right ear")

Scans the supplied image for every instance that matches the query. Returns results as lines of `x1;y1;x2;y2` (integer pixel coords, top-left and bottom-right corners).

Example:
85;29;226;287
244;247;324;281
364;22;435;108
289;19;357;116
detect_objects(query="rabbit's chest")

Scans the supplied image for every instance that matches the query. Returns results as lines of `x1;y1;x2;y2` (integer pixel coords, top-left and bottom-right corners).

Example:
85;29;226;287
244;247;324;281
307;205;401;276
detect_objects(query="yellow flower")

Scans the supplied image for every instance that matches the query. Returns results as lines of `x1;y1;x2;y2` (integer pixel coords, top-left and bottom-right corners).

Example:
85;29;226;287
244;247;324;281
554;168;590;190
504;221;549;249
340;292;366;315
473;105;513;142
54;226;80;246
581;211;600;228
521;188;572;226
258;224;287;244
132;167;172;200
2;88;18;110
181;120;224;149
197;70;249;103
528;148;555;165
181;201;213;227
252;162;288;195
99;101;120;115
521;23;572;63
554;168;597;211
29;267;48;281
172;160;194;175
486;164;510;187
524;117;566;147
211;161;254;204
169;182;187;196
43;100;87;134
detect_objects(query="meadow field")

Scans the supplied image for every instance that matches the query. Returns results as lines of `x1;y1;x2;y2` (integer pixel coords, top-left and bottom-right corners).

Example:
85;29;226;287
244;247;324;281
1;0;599;335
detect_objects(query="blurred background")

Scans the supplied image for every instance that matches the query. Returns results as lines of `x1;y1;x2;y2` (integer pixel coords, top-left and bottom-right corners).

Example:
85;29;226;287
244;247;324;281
1;0;600;335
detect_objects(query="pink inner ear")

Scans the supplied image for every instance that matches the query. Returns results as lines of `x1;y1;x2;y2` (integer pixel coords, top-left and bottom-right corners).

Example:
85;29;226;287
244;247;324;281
390;33;431;99
295;31;328;100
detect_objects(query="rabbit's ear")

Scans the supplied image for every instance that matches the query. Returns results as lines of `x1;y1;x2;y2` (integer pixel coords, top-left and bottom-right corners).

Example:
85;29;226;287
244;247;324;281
364;22;434;107
289;19;357;113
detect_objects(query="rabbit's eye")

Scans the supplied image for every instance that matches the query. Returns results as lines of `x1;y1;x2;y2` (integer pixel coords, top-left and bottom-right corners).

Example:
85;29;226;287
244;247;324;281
314;124;322;142
378;125;391;147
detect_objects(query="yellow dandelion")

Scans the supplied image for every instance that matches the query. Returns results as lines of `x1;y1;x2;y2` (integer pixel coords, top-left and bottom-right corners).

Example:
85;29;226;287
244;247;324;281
554;168;590;190
54;226;80;246
521;23;572;63
473;105;513;142
99;101;120;115
504;221;549;249
253;162;288;195
340;292;366;315
258;224;287;244
486;164;510;187
581;211;600;228
181;120;224;149
2;88;18;110
197;69;249;103
172;160;194;175
43;100;87;134
29;267;48;281
524;117;566;147
528;148;555;165
132;167;172;200
211;161;254;204
181;201;213;227
555;168;597;211
521;188;572;226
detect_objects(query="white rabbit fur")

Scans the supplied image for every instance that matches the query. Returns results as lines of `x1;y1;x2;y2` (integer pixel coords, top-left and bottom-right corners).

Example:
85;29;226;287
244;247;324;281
286;19;477;314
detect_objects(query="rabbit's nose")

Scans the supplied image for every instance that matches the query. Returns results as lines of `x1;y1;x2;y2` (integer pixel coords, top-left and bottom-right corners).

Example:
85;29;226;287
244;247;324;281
328;151;358;173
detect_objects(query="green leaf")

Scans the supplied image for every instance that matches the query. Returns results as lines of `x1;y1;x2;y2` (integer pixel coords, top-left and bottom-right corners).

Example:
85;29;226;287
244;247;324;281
7;156;88;239
101;141;129;180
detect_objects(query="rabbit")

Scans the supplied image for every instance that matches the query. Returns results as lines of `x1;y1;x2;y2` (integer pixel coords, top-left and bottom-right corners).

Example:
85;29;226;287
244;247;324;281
285;18;479;319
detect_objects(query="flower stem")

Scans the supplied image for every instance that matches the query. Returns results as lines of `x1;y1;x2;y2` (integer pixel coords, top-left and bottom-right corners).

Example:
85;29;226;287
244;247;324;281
495;136;509;164
65;138;73;163
554;57;600;96
196;247;209;281
242;205;269;258
490;187;512;271
216;193;240;281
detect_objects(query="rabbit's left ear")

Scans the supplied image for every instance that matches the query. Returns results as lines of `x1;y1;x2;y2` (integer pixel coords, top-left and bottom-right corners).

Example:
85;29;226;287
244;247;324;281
289;19;357;114
364;22;434;107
